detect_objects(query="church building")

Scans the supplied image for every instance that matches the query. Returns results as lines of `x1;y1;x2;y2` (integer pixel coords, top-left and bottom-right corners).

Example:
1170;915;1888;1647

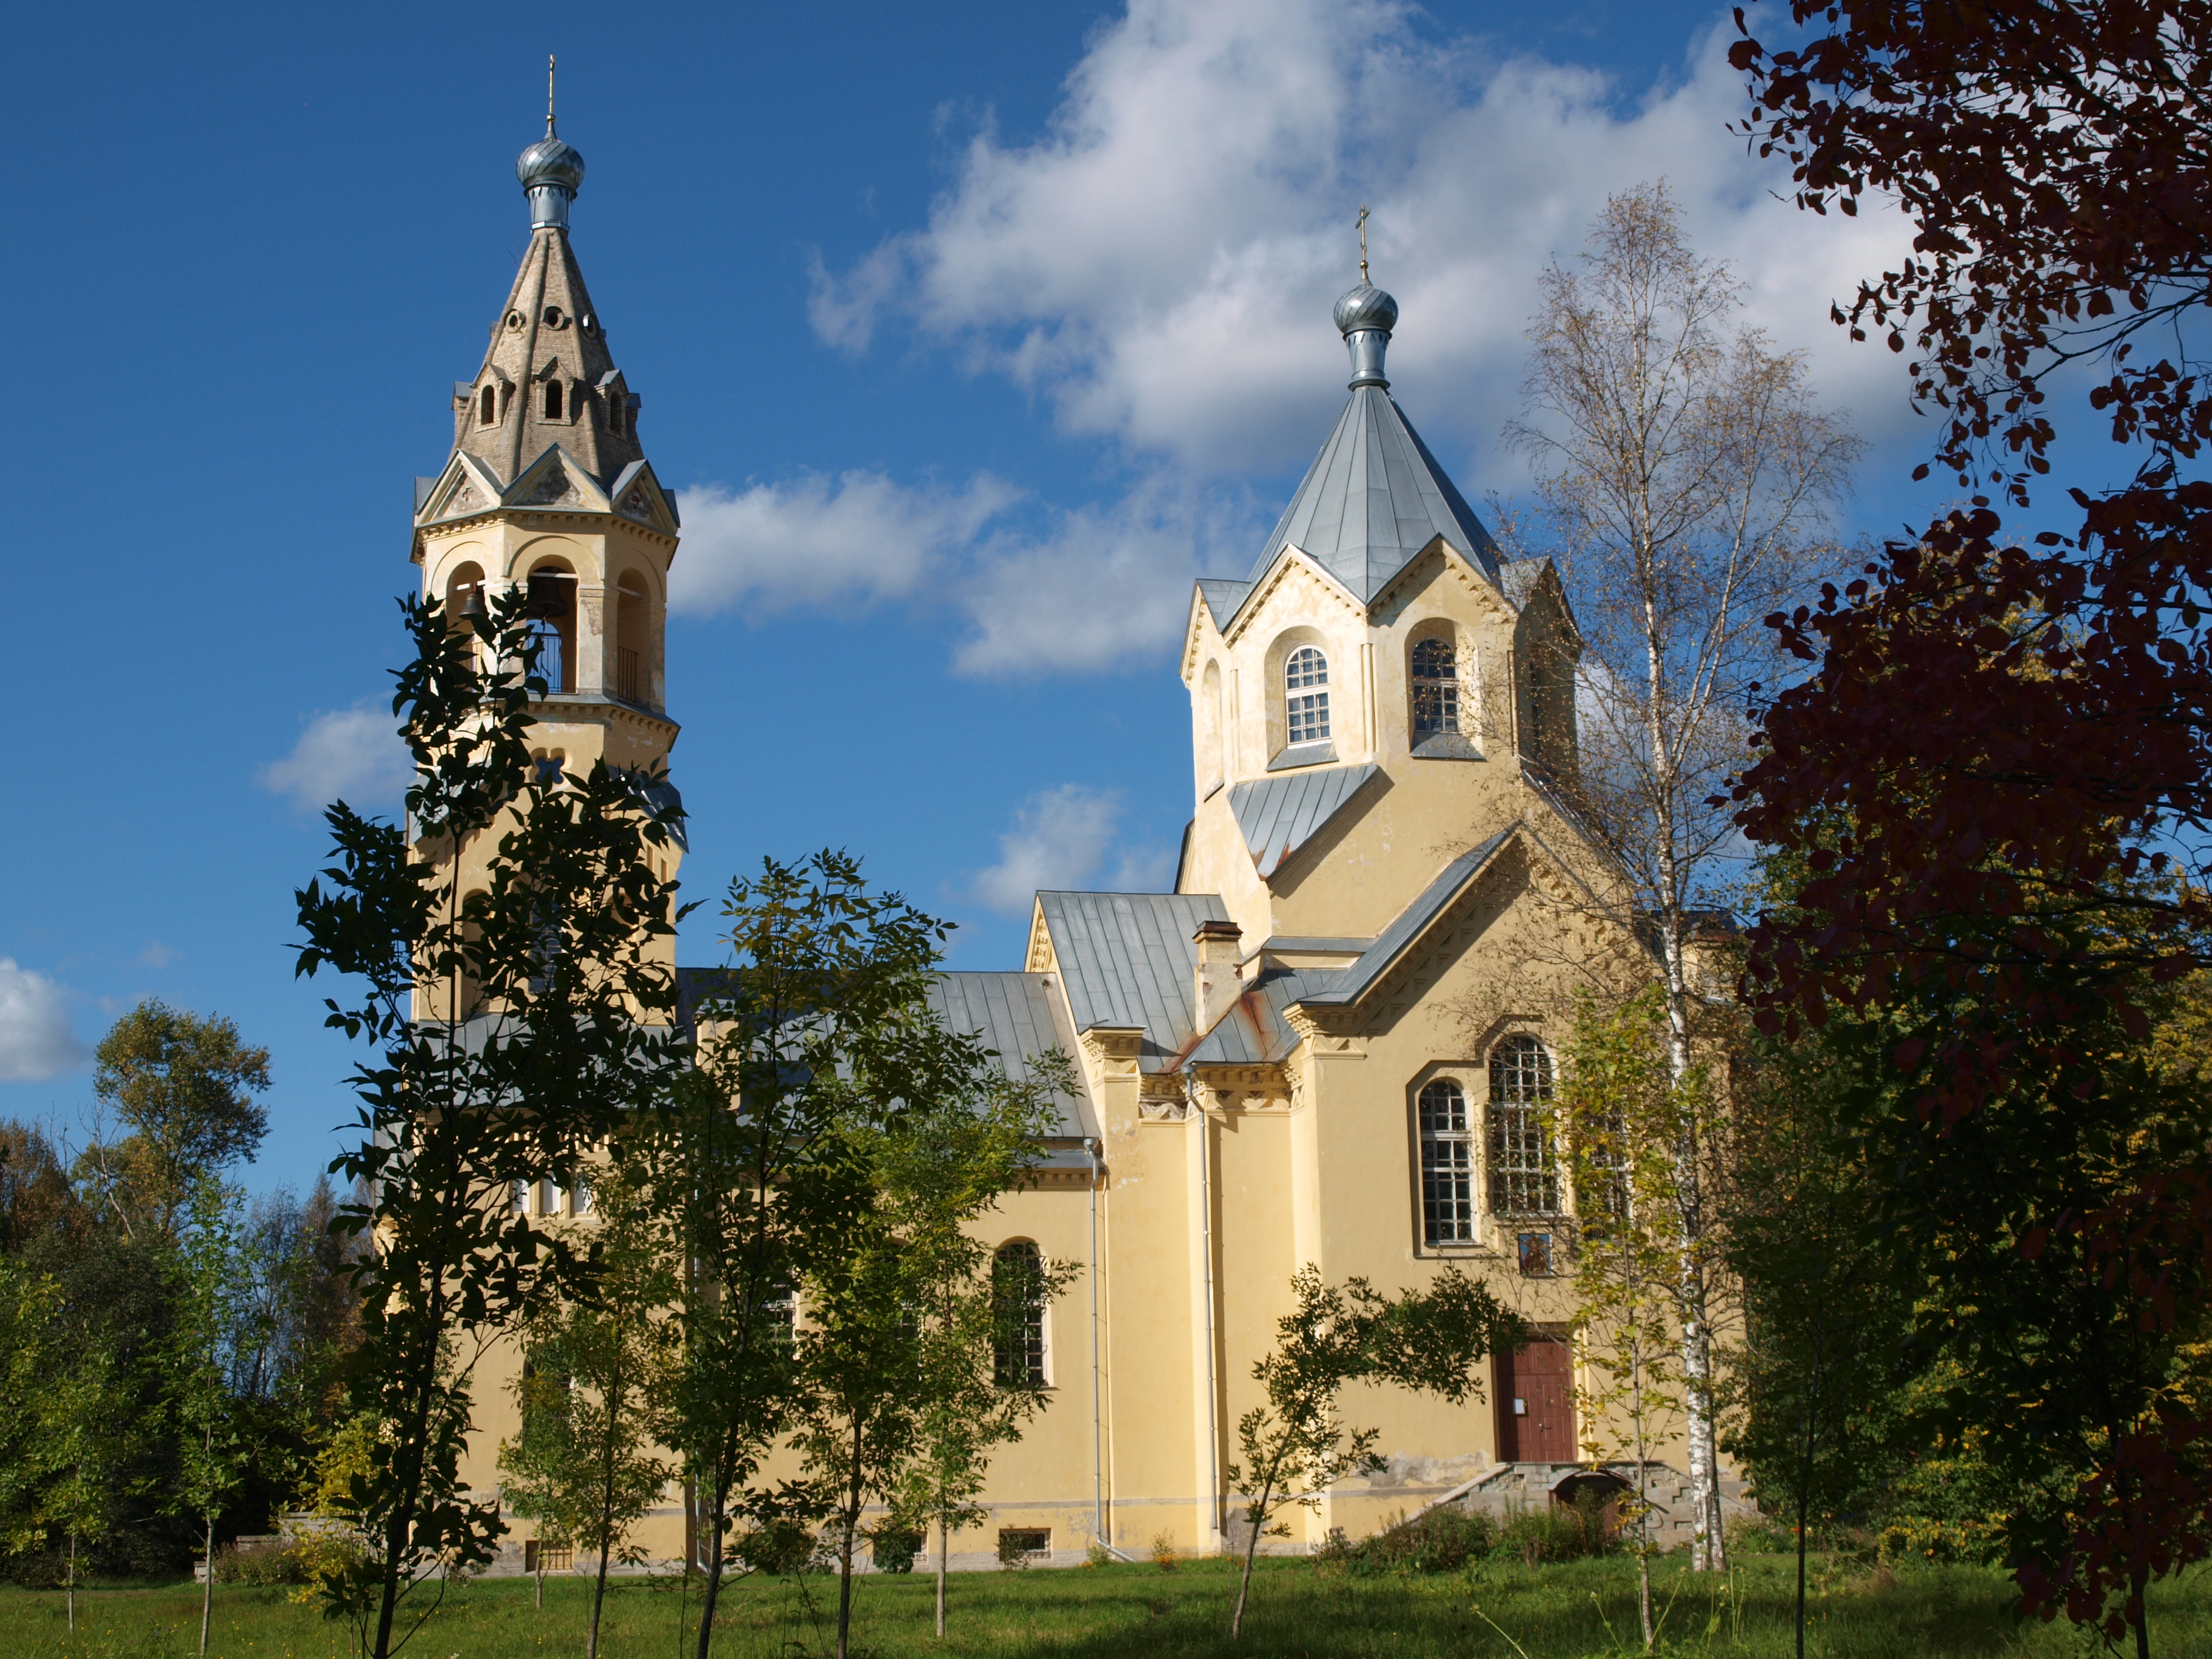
408;115;1732;1573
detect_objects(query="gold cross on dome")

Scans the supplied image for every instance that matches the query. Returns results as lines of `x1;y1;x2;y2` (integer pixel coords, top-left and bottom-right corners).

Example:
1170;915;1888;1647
1357;205;1370;283
547;55;557;132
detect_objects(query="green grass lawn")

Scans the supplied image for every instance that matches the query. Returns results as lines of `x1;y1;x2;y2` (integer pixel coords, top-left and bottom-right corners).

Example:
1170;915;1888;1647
3;1552;2206;1659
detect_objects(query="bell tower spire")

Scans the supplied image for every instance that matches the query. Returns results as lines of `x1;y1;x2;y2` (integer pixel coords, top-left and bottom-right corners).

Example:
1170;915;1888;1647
407;95;684;817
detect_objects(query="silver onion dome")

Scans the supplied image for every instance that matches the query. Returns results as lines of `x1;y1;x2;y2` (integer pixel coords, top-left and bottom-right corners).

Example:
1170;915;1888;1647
1334;282;1396;388
517;125;585;229
1333;282;1398;337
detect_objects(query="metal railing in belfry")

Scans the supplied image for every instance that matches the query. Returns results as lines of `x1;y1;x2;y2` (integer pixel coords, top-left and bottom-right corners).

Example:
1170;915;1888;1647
615;646;642;704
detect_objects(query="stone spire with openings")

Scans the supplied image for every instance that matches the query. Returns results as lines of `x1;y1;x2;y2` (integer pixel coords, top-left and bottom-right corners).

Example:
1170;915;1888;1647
446;85;644;489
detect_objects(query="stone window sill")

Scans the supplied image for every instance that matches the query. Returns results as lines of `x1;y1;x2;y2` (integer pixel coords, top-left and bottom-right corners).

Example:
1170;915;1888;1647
1266;741;1337;772
1412;732;1484;760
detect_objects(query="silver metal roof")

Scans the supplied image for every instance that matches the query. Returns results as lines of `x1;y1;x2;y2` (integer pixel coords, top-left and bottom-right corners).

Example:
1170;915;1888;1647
1243;386;1501;607
1229;763;1381;879
1196;578;1253;626
1498;555;1557;614
1184;965;1336;1067
1034;891;1230;1073
925;971;1097;1138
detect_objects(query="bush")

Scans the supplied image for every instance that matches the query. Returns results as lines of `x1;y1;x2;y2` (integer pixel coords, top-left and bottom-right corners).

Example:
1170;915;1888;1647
1496;1492;1614;1567
868;1525;922;1574
1318;1507;1498;1577
215;1537;309;1587
1150;1530;1178;1572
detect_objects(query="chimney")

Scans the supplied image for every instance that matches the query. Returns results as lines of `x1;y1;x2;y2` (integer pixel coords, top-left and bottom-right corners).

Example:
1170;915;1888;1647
1193;919;1244;1036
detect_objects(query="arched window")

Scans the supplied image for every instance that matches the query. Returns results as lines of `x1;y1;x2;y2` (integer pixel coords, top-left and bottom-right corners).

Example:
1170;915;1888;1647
1200;659;1224;783
1412;637;1459;735
993;1241;1047;1387
1487;1036;1560;1216
543;380;564;419
1285;646;1330;745
478;384;497;426
526;568;577;694
1417;1078;1476;1245
615;572;650;706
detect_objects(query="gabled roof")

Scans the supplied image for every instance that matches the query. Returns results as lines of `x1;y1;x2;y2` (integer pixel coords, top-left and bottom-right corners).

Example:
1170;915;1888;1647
1229;763;1381;879
1034;891;1230;1073
1196;579;1253;627
1241;386;1501;611
927;971;1097;1138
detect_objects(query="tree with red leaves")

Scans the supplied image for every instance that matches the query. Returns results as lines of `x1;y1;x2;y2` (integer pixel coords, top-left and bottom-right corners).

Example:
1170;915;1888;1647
1729;2;2212;1647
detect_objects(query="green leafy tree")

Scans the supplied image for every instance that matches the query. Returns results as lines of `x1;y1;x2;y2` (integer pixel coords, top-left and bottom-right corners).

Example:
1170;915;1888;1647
497;1162;674;1658
628;852;952;1659
1724;1007;1915;1659
39;1339;135;1632
791;1025;1073;1658
84;1002;272;1242
893;1153;1074;1641
498;1335;578;1609
1224;1264;1525;1640
173;1178;255;1658
0;1259;62;1558
1557;987;1702;1651
293;589;686;1659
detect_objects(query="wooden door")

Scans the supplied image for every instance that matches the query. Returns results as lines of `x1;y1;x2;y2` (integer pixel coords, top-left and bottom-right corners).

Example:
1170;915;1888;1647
1498;1338;1577;1463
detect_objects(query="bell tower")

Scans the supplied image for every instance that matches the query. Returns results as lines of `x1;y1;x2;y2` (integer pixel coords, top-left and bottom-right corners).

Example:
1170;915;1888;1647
409;96;683;806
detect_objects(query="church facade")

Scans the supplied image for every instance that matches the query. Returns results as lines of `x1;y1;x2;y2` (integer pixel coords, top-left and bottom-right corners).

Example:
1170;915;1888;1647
411;118;1731;1573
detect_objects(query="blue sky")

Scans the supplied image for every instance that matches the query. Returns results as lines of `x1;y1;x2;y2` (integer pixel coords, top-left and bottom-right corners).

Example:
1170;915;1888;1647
0;0;1958;1194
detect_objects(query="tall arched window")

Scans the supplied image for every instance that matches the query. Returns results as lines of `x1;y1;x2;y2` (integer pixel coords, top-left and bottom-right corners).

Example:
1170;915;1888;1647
993;1241;1047;1387
615;572;650;706
1285;646;1330;745
543;380;564;419
526;568;577;694
1412;637;1459;735
478;384;497;426
1487;1036;1560;1216
1417;1078;1476;1245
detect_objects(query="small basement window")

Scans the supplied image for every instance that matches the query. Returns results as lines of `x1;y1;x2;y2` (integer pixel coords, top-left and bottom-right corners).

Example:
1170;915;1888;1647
997;1528;1051;1565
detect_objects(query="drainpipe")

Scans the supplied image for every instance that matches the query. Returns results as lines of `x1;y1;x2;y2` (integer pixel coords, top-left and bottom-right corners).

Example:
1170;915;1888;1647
1193;1079;1224;1553
1084;1137;1119;1558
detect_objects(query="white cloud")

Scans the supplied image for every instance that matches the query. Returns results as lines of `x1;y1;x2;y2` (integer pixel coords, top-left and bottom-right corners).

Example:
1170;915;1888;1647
965;785;1170;912
955;478;1255;675
671;472;1018;618
814;0;1908;476
688;1;1915;683
258;703;411;813
0;959;89;1083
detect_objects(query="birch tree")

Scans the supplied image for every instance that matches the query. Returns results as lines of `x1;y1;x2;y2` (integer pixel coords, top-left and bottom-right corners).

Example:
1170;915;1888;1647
1509;181;1858;1570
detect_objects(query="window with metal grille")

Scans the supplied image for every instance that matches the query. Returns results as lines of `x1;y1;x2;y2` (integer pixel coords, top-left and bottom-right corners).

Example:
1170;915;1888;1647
1285;646;1330;744
1488;1036;1561;1216
1412;637;1459;734
993;1241;1047;1387
1582;1107;1631;1222
1417;1078;1476;1244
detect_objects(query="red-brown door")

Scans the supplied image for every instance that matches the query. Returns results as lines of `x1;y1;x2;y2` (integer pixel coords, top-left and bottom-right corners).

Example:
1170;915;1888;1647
1498;1338;1577;1463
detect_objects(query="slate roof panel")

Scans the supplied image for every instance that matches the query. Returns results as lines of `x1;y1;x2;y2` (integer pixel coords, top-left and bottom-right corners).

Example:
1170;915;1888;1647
1239;386;1502;617
1035;891;1230;1072
1184;965;1341;1066
925;971;1096;1137
1228;763;1381;878
1196;579;1253;626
